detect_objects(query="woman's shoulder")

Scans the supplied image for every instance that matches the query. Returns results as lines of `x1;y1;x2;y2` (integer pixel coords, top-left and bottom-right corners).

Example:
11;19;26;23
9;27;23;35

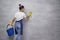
15;12;20;15
16;12;25;15
16;12;20;14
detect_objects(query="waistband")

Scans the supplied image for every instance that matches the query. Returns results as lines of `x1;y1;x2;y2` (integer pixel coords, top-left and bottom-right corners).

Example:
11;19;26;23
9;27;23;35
16;19;23;22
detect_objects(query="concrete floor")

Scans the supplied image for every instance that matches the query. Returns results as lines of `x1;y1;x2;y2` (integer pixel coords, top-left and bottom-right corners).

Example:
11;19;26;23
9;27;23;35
0;0;60;40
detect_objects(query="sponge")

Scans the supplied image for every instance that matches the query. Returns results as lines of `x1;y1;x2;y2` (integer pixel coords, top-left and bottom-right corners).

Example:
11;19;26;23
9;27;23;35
28;11;32;17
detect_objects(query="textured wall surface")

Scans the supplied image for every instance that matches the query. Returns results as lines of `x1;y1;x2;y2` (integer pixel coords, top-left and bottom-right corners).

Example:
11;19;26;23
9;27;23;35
0;0;60;40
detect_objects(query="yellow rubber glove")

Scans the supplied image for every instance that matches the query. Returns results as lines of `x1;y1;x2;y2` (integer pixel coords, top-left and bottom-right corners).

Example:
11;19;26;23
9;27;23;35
28;11;32;17
9;21;13;26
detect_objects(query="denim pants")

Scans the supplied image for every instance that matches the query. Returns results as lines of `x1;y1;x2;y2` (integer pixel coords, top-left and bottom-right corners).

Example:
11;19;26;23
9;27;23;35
14;19;23;40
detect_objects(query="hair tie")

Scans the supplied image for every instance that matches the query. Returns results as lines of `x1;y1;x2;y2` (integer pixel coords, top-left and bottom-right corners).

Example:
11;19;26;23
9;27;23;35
19;4;21;7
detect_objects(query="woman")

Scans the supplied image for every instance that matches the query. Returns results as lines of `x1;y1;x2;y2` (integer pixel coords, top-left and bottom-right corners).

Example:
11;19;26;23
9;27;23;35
9;4;30;40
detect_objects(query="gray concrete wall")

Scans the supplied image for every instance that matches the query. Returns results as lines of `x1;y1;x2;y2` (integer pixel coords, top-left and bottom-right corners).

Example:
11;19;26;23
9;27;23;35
0;0;60;40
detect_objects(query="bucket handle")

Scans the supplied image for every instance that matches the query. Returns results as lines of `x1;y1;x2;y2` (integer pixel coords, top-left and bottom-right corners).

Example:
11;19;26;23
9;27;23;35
6;24;10;29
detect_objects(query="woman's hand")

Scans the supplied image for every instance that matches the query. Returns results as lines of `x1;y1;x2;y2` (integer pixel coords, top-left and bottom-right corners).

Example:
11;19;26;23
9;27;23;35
9;21;14;26
27;11;32;17
24;11;32;21
7;21;14;27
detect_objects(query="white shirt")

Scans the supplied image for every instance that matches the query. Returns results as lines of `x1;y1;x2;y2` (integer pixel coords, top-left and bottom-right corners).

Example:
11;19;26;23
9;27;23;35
15;12;26;21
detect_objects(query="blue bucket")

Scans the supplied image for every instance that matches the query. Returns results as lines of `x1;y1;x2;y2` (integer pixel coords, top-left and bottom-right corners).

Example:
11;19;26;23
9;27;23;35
6;26;14;36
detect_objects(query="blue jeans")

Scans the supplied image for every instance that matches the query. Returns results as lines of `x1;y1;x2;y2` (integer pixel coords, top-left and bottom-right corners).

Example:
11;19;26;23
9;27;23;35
14;19;23;40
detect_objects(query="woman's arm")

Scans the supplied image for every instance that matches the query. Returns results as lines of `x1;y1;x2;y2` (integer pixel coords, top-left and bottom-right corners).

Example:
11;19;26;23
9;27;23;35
26;14;30;18
7;17;16;26
24;14;30;21
12;17;16;23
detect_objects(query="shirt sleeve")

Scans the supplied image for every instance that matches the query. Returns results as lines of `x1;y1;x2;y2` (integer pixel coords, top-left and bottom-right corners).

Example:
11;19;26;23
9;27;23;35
14;13;18;18
23;13;26;18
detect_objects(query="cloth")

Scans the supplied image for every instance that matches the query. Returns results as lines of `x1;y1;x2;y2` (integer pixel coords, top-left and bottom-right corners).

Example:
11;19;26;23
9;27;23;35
15;28;18;34
15;12;26;21
14;19;23;40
